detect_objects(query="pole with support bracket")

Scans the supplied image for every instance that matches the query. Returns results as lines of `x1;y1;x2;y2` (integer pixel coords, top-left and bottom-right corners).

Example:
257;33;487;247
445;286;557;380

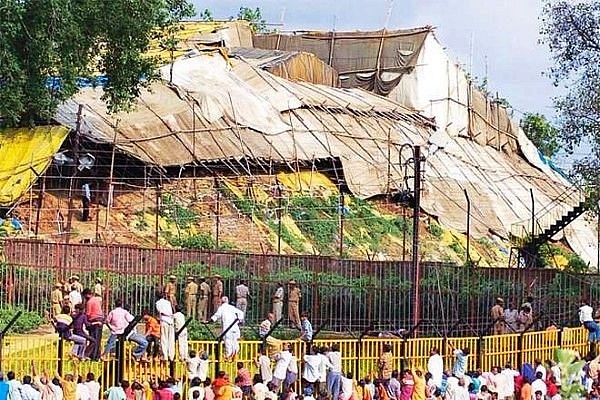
213;318;240;376
171;317;194;378
115;315;142;386
0;311;22;372
260;318;283;348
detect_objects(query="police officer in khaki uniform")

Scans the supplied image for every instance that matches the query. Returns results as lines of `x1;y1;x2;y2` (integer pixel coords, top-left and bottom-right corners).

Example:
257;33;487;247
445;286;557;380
198;277;211;322
164;275;178;307
288;280;301;329
51;283;63;315
212;274;223;314
184;276;199;319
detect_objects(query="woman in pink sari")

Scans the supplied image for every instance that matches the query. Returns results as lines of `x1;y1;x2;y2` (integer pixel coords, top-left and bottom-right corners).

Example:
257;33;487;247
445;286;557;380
400;369;415;400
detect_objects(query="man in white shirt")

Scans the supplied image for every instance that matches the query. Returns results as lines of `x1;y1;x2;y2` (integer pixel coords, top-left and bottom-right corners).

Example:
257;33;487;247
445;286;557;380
211;296;244;362
7;371;23;400
259;314;274;339
579;300;600;342
68;287;82;310
271;343;292;390
256;347;273;385
500;363;519;399
20;376;40;400
303;346;323;387
534;359;547;381
235;280;250;315
76;378;91;400
83;373;100;400
327;344;342;400
156;291;176;361
427;347;443;388
272;284;284;322
531;372;547;400
174;305;189;361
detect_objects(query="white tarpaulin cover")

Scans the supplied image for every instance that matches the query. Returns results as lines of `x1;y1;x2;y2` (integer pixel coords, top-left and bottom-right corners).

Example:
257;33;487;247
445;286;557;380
54;52;598;265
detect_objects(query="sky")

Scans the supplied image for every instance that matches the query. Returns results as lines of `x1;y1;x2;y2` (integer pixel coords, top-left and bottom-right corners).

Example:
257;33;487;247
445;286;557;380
193;0;559;118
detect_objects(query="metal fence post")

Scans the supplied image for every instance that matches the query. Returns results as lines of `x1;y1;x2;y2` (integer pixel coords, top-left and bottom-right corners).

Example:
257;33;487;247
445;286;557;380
115;315;142;386
0;311;22;372
476;334;484;370
57;339;64;376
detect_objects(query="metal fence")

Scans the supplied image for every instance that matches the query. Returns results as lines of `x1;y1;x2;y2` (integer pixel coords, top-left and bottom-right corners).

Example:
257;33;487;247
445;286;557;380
0;327;590;394
1;240;597;335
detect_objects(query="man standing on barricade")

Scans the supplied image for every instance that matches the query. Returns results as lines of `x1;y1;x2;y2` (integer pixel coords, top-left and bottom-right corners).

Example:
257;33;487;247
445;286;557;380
211;296;244;362
83;288;103;361
156;291;176;362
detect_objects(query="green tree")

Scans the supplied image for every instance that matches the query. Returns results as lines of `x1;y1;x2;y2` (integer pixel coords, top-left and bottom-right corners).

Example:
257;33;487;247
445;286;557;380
199;8;214;21
0;0;195;128
520;112;561;158
236;6;268;33
155;0;196;83
540;1;600;183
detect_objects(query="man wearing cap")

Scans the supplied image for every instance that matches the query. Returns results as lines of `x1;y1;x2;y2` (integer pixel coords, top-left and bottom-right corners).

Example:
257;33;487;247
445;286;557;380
235;280;250;317
184;277;199;320
212;275;223;314
70;275;83;293
288;281;301;329
94;278;105;297
51;283;63;315
164;275;178;307
490;297;505;335
198;277;211;323
272;283;284;322
211;296;244;362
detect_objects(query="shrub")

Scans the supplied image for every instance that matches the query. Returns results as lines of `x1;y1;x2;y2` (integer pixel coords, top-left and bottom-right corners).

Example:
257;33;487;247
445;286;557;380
0;306;43;334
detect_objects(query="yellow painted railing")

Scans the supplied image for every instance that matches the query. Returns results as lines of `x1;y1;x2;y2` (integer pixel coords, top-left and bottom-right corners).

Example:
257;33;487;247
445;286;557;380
0;327;591;394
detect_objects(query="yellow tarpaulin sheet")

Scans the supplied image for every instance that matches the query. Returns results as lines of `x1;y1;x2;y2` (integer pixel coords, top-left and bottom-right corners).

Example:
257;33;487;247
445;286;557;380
0;125;70;206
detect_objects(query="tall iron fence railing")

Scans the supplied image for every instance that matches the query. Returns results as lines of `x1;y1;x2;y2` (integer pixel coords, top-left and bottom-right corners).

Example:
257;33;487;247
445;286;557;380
1;240;596;335
1;328;591;394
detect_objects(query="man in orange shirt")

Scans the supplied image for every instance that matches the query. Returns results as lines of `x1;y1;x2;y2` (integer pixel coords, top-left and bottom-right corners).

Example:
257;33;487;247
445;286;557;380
143;310;161;360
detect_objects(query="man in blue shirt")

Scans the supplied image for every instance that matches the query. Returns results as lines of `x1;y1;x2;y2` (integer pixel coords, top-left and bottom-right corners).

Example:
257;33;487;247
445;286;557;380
448;342;469;378
0;372;9;400
300;312;313;342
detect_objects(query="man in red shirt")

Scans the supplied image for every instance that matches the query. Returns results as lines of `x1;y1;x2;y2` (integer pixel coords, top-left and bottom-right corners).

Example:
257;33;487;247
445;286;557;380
236;362;252;396
83;288;103;361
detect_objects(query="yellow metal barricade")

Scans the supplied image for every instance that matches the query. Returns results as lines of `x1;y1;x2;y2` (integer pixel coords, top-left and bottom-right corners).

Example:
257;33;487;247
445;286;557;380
561;326;588;356
521;329;559;364
481;333;520;371
443;336;479;372
404;337;443;371
4;326;593;393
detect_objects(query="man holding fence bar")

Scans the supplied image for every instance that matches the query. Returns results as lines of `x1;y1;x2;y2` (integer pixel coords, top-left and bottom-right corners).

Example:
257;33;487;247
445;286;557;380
156;291;176;362
211;296;244;362
579;299;600;343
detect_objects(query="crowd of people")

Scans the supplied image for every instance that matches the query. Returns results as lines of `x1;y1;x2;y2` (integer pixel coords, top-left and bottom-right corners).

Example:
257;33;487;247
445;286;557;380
17;275;600;400
6;338;600;400
44;275;312;363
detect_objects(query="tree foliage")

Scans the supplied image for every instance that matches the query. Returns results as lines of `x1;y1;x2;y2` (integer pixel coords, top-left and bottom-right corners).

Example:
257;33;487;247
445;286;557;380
520;112;561;158
541;1;600;183
236;6;268;33
0;0;195;128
